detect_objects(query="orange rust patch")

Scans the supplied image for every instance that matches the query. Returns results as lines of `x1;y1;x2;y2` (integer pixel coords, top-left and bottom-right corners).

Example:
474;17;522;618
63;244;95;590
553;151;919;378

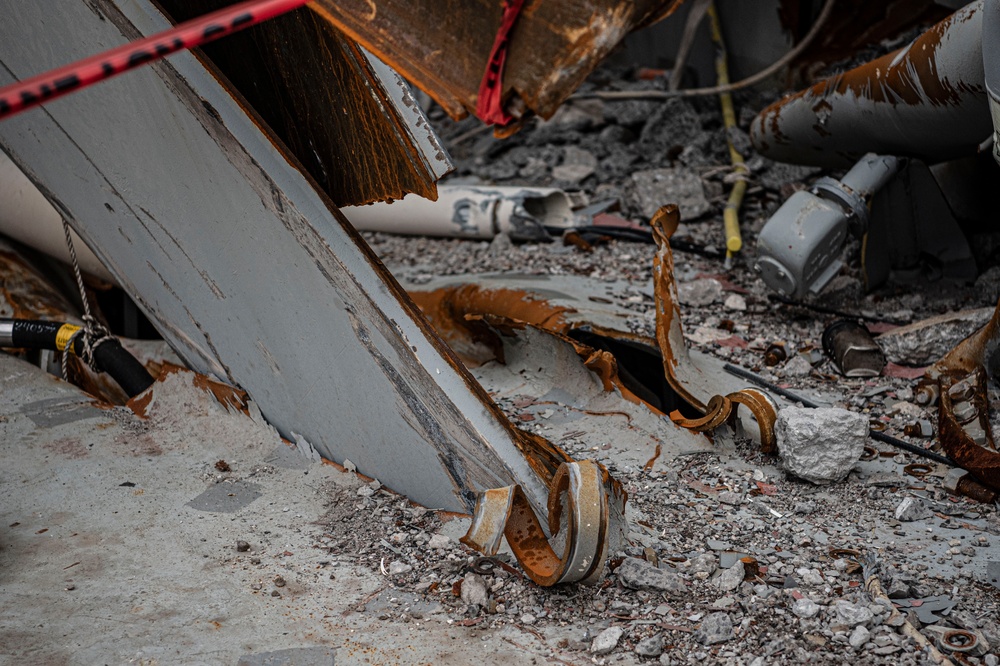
409;284;576;365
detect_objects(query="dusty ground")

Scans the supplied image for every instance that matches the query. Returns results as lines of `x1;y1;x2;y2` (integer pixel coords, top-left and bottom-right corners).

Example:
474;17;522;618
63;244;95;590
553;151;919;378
347;61;1000;665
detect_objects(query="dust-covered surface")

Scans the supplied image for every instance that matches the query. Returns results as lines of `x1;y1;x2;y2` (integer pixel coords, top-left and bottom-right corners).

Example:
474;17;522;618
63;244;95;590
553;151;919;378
4;30;1000;666
353;58;1000;664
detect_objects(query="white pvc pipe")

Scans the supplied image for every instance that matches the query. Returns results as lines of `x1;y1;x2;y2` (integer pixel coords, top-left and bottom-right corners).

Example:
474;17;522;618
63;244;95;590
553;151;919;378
0;150;115;282
344;186;576;242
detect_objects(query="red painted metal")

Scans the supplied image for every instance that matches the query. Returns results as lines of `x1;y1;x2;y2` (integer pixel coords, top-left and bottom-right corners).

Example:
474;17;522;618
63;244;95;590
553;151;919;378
0;0;310;120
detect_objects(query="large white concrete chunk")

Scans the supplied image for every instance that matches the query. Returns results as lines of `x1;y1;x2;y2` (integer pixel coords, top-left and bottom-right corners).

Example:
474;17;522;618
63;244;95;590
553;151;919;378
777;407;868;484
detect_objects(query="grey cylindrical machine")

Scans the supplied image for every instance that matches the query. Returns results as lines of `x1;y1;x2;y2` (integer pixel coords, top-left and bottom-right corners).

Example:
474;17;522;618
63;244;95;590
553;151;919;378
754;154;900;300
751;1;991;168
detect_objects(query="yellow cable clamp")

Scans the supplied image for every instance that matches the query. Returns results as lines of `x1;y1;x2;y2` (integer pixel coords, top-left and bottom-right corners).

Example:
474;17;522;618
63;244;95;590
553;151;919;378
55;323;81;354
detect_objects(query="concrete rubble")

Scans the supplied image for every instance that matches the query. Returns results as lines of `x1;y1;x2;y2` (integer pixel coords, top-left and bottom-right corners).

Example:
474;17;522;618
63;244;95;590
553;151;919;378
776;406;869;485
1;2;1000;664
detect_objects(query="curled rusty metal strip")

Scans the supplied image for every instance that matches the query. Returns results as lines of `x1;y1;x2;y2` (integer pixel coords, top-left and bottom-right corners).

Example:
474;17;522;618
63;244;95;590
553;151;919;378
671;394;732;431
461;460;626;587
670;388;778;454
729;388;779;455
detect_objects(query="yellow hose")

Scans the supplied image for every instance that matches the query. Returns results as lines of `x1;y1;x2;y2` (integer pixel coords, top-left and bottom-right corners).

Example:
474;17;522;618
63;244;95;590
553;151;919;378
707;2;746;265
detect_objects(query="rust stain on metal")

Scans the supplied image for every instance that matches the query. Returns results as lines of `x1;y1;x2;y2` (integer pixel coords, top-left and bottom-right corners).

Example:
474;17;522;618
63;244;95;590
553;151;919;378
308;0;682;122
669;388;778;454
0;250;80;321
938;369;1000;491
650;205;706;413
461;460;625;586
157;0;442;206
410;285;575;365
772;6;981;113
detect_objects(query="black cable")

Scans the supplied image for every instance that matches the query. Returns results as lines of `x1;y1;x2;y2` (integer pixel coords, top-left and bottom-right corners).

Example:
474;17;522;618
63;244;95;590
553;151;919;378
1;318;154;398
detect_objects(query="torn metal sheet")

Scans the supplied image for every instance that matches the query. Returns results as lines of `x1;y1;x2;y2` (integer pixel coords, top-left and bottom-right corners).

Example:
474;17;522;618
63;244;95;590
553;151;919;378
155;0;451;206
460;313;715;468
405;207;777;451
307;0;684;123
0;0;561;515
346;186;575;242
751;1;992;168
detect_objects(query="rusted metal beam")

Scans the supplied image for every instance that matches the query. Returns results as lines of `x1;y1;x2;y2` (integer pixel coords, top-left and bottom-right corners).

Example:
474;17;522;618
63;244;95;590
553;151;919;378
0;0;546;514
307;0;684;123
156;0;451;206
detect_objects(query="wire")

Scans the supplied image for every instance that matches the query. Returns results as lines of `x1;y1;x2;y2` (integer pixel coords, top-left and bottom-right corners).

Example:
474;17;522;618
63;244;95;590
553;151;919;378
574;0;837;100
0;0;311;121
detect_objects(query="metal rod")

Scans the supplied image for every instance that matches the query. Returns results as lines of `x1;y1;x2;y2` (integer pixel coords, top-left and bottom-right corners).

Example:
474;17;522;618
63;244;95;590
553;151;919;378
722;363;957;467
0;0;311;120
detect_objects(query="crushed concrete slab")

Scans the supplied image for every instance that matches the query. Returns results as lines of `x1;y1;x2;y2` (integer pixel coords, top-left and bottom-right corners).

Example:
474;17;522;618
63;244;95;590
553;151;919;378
187;480;264;513
237;647;337;666
777;406;868;484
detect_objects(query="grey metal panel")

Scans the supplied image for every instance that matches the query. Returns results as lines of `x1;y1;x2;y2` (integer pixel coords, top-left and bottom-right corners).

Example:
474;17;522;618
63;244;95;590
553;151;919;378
0;0;547;513
362;48;453;183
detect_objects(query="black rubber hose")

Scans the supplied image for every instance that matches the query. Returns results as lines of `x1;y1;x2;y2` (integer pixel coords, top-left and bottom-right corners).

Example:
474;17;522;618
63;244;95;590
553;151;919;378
0;318;155;398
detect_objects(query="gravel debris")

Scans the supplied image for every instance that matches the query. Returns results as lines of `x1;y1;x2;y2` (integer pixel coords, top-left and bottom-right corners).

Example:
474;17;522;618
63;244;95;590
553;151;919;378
333;56;1000;664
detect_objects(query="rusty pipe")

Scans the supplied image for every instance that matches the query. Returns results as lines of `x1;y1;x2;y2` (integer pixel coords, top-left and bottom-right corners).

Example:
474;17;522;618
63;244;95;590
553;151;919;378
751;1;992;168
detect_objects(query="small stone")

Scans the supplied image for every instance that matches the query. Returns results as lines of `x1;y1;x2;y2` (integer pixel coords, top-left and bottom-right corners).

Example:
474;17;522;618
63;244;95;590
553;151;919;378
794;501;817;515
236;540;250;552
631;168;710;221
520;613;536;625
894;497;933;522
461;573;489;607
792;598;821;619
635;634;664;658
797;568;824;586
984;654;998;666
273;576;286;588
427;534;450;550
690;553;718;576
694;612;733;645
848;625;870;648
777;407;868;484
677;279;723;307
716;561;744;592
718;491;742;506
617;557;687;596
591;626;624;655
782;355;814;377
250;557;261;565
724;294;747;311
388;561;412;575
832;601;874;627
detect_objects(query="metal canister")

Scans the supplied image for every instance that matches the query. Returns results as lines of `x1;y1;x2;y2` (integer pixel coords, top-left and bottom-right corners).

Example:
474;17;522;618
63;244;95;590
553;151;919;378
822;320;886;377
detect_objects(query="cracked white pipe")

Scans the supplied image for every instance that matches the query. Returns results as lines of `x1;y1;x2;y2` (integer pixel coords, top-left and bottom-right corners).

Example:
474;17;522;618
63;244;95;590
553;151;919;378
344;186;576;242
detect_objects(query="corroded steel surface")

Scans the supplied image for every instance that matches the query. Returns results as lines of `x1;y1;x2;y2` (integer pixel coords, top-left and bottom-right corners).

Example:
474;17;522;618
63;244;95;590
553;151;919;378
461;460;626;586
309;0;683;122
158;0;450;206
752;1;992;167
